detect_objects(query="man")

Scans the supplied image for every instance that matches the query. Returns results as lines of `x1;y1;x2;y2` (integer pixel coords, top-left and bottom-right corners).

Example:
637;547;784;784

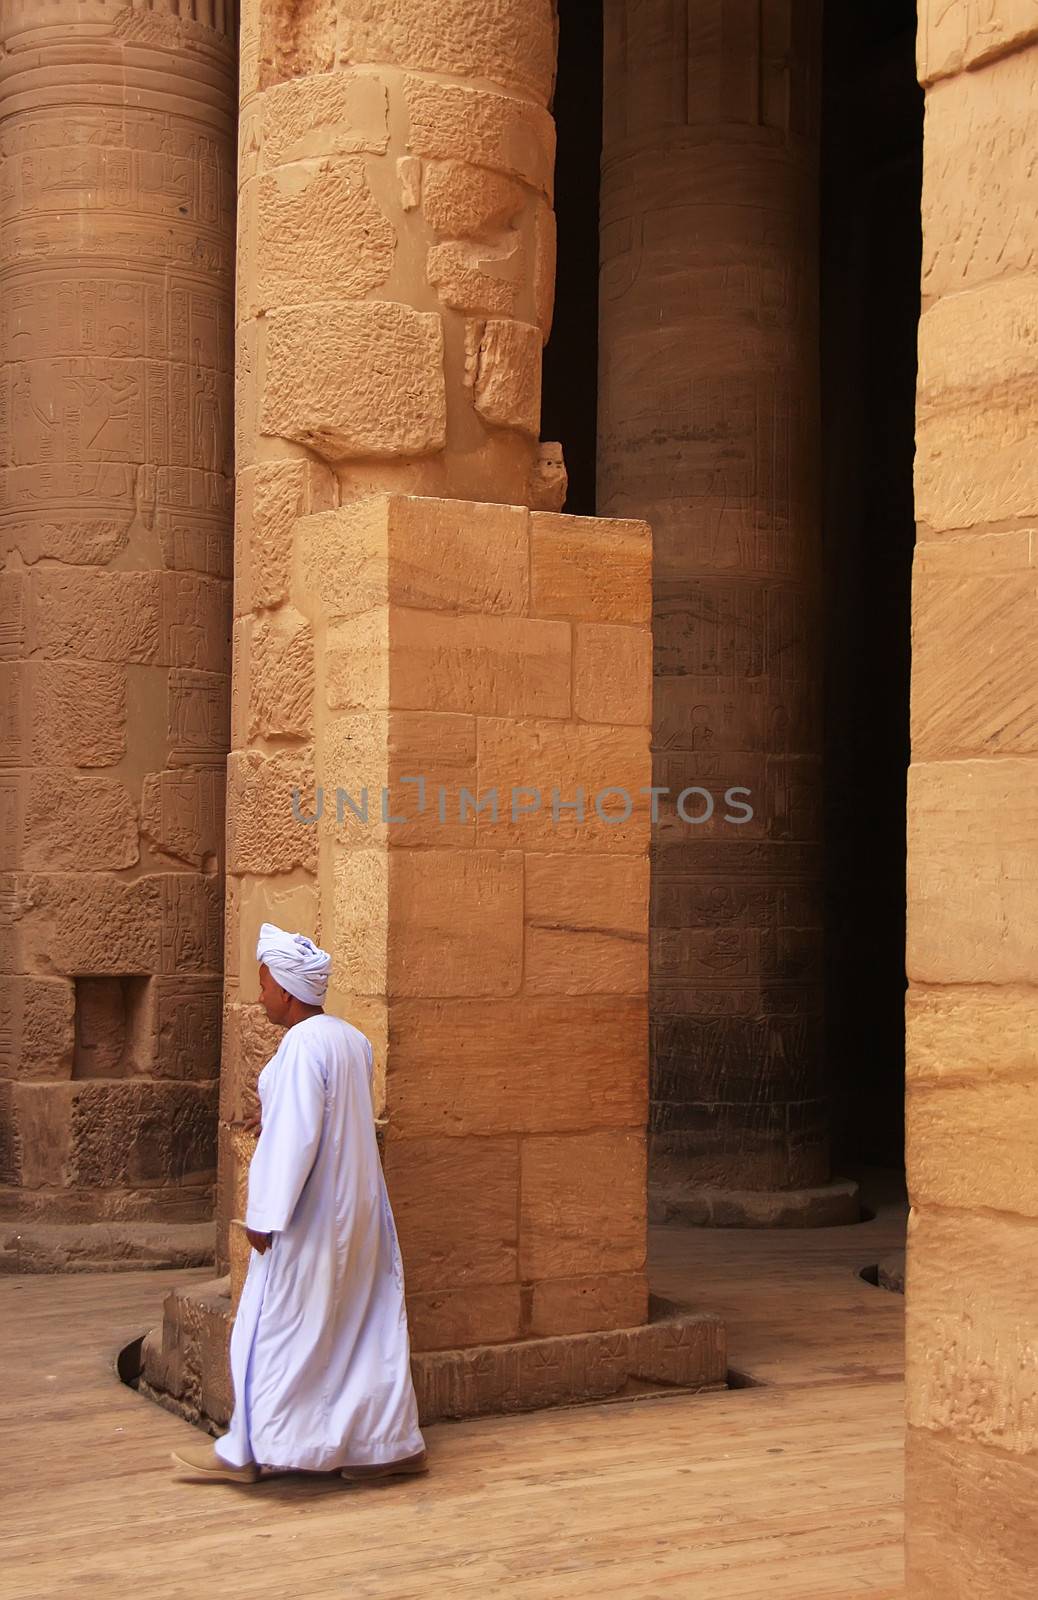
171;923;427;1484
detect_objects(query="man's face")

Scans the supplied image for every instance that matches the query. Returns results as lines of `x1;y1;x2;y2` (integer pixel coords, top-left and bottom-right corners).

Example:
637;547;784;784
258;963;293;1026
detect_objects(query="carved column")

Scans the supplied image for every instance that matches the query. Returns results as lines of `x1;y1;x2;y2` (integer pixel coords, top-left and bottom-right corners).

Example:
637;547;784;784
0;2;236;1229
600;1;854;1222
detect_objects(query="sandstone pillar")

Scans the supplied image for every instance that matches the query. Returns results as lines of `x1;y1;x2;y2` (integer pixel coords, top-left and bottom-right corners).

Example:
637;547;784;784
906;5;1038;1592
0;2;236;1229
172;0;728;1417
599;0;850;1224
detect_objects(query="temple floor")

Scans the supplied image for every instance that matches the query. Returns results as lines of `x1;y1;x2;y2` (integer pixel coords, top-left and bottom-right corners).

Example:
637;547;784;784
1;1177;905;1598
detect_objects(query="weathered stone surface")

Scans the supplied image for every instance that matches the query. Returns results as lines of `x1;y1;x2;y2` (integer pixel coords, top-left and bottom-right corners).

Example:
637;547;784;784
235;459;334;616
907;1206;1038;1453
244;611;314;739
529;1273;648;1339
249;162;395;313
22;775;138;872
428;238;521;316
340;1;557;101
907;987;1038;1219
520;1131;646;1280
259;71;390;169
28;663;126;768
385;995;647;1137
652;1178;861;1229
383;1135;519;1291
140;770;224;870
404;77;555;198
906;1427;1038;1598
226;748;318;876
0;977;75;1082
422;160;525;237
917;0;1038;84
475;718;651;851
473;319;542;436
911;568;1038;756
326;609;570;718
921;53;1038;295
573;622;653;726
530;513;652;623
907;759;1038;984
406;1285;523;1353
0;1220;214;1276
27;571;160;662
523;854;649;995
917;278;1038;531
320;709;477;849
262;302;446;462
334;849;523;998
297;496;529;618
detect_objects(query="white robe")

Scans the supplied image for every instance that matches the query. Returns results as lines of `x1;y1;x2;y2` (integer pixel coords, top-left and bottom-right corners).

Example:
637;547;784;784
215;1014;424;1472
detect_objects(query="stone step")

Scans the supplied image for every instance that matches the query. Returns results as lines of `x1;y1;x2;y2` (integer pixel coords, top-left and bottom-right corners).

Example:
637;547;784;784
0;1221;216;1275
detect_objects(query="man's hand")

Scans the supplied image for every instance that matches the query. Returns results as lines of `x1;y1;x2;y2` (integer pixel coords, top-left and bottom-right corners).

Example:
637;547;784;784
242;1108;262;1136
246;1227;272;1254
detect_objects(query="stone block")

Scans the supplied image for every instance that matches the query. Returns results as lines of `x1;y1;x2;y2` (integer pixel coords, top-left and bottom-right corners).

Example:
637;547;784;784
428;238;521;316
341;2;557;102
334;848;523;998
573;622;652;726
326;609;570;718
235;877;319;1005
917;279;1038;531
385;995;646;1137
22;774;138;871
911;568;1038;756
406;1285;523;1353
19;873;163;975
520;1130;646;1280
907;1206;1038;1453
297;495;529;618
226;748;318;875
921;53;1038;295
259;71;390;169
244;610;313;739
235;458;335;617
262;302;446;462
247;162;395;316
473;319;541;436
906;1427;1038;1599
27;570;160;661
382;1135;519;1291
65;1081;218;1191
475;718;651;851
152;977;222;1083
917;0;1038;84
404;77;555;198
422;160;525;237
529;1273;648;1338
907;986;1038;1219
411;1306;726;1423
140;769;224;869
320;710;477;849
9;1083;72;1187
159;576;232;675
530;512;652;623
29;663;126;768
219;999;281;1125
523;853;649;995
0;976;75;1081
907;759;1038;983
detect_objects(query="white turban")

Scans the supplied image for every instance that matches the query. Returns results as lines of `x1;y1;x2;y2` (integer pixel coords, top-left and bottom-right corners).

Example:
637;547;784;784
256;922;331;1006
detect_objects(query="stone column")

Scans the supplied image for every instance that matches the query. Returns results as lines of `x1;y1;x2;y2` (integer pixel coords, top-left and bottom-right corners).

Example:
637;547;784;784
599;0;853;1224
0;2;236;1237
906;5;1038;1592
196;0;727;1415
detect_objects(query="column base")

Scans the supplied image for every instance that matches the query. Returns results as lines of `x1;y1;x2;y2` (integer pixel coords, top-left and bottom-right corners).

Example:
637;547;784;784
650;1178;862;1229
137;1281;727;1432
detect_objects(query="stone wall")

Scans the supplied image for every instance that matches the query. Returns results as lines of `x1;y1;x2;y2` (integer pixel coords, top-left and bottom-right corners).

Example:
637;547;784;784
0;2;236;1226
906;3;1038;1591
